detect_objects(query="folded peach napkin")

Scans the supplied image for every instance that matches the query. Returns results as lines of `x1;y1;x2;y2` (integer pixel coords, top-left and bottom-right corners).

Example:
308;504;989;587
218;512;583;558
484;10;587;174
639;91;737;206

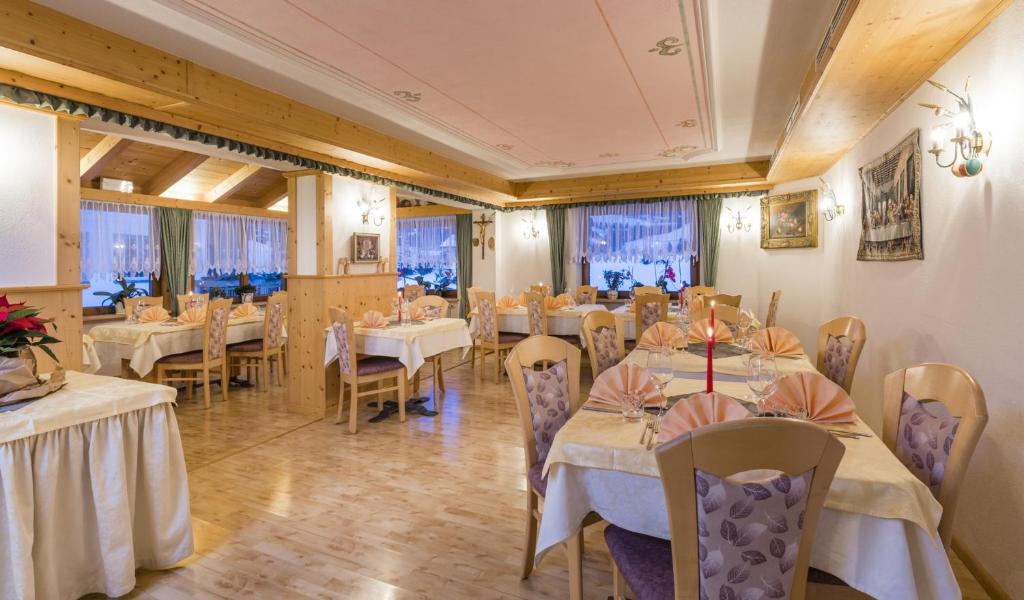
750;327;804;357
409;306;426;321
138;306;170;323
231;303;259;318
658;392;751;442
360;310;388;328
687;318;734;344
497;295;520;309
544;296;566;311
637;321;687;350
556;292;576;308
177;307;206;324
768;371;857;423
517;292;529;306
588;362;663;407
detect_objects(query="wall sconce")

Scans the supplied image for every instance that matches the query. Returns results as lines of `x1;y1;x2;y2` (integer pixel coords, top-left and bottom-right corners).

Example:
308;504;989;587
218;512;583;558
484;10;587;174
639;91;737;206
819;177;845;221
919;78;992;177
521;211;541;239
725;206;752;233
360;197;386;226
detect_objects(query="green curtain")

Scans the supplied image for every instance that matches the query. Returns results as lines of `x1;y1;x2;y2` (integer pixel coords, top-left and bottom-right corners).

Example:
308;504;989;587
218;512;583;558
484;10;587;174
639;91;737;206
545;207;567;294
456;214;473;318
697;196;723;287
160;207;193;314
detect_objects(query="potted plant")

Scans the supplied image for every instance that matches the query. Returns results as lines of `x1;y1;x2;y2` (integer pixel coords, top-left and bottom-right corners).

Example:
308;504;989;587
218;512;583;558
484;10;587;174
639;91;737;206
602;269;625;300
0;295;60;380
210;287;229;300
92;275;145;314
236;284;257;305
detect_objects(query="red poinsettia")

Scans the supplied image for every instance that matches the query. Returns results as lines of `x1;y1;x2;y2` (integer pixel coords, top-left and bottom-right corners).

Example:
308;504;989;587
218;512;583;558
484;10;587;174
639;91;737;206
0;295;60;362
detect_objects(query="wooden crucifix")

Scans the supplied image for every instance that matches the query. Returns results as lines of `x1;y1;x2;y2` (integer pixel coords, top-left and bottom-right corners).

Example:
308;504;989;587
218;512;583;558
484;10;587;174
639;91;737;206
472;212;495;259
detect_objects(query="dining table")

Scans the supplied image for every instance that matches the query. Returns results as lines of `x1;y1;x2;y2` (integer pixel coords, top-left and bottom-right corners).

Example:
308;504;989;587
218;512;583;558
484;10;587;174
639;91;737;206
0;371;193;600
89;313;266;378
609;304;686;340
468;303;608;340
323;316;472;375
537;346;960;600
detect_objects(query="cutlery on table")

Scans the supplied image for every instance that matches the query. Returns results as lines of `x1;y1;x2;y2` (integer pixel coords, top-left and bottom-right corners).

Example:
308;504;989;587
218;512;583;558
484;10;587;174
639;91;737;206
646;413;663;450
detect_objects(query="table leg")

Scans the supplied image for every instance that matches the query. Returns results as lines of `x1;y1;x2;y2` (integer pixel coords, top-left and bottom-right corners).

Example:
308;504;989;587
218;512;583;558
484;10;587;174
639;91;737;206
566;528;584;600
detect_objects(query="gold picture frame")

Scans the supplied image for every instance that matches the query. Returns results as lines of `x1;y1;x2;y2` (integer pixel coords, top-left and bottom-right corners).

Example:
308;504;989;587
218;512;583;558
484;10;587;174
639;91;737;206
760;190;818;249
352;232;381;263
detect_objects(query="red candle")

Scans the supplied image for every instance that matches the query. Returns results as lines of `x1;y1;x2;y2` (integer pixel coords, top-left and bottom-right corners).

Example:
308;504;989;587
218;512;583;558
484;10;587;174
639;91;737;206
710;299;716;331
706;326;715;393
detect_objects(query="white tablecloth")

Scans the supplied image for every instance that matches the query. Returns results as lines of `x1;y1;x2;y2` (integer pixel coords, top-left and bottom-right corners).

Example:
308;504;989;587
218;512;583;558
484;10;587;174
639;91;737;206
610;305;685;340
536;349;959;600
324;318;472;374
90;316;265;377
468;304;607;339
81;334;101;374
0;371;193;600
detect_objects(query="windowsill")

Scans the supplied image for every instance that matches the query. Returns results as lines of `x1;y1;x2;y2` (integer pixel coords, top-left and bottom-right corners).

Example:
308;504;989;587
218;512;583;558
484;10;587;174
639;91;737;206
84;313;124;322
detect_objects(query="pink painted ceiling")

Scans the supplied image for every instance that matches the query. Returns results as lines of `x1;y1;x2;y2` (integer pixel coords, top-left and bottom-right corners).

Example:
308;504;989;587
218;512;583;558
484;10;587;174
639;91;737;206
175;0;715;176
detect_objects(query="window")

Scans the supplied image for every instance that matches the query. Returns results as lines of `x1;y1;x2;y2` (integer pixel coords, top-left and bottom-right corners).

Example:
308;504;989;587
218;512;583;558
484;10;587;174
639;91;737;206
571;200;697;293
396;216;458;293
192;211;287;298
80;201;161;308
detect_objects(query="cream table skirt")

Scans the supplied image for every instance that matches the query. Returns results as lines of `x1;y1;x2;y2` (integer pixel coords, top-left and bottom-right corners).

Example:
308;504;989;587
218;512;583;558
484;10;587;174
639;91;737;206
324;317;472;374
0;372;193;600
468;304;607;339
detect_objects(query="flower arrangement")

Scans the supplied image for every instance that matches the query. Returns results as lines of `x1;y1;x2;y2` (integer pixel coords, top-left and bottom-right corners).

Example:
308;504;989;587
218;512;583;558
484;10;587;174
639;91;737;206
91;275;145;309
0;295;60;362
602;269;627;292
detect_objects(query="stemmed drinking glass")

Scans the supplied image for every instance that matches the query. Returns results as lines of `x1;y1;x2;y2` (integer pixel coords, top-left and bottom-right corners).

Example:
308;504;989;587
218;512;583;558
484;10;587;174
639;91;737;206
746;353;780;415
647;348;674;410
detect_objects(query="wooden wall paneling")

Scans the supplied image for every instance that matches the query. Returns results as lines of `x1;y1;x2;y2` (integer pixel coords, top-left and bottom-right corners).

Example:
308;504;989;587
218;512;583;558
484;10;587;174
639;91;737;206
142;150;208;195
316;173;333;276
284;276;328;416
52;115;84;371
1;285;87;371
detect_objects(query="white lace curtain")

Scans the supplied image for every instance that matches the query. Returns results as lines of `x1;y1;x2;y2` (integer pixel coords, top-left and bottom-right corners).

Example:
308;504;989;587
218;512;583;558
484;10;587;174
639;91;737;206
192;211;287;275
569;199;698;263
396;216;457;268
80;200;161;280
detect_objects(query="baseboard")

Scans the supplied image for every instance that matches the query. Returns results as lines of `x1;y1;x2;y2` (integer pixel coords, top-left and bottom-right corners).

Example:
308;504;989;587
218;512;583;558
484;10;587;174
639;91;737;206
953;537;1010;600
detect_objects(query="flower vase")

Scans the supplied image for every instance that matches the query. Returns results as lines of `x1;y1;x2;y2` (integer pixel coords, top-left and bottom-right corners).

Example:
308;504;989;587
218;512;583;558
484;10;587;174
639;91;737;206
115;302;126;315
607;290;619;301
242;292;254;305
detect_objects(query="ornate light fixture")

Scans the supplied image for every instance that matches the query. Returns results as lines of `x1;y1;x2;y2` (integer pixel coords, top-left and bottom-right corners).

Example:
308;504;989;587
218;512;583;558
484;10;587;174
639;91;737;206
919;78;992;177
521;211;541;239
725;206;752;233
360;197;386;226
819;178;845;221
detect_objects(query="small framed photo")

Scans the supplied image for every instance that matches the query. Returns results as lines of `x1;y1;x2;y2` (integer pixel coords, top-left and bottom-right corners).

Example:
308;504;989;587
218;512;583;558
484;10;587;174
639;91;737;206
760;190;819;249
352;232;381;263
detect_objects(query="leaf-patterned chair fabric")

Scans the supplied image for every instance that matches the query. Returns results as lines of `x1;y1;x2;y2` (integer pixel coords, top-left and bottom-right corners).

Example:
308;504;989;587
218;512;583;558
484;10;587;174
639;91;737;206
526;298;545;336
266;302;285;349
895;393;960;497
207;304;229;360
590;325;621;376
639;300;662;335
822;334;854;387
478;297;497;343
330;320;352;375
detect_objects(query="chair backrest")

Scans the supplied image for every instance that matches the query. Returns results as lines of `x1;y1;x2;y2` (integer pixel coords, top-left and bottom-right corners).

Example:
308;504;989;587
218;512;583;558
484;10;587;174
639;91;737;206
816;316;866;393
633;286;662;297
580;311;624;376
634;293;669;334
475;290;499;344
403;284;425;302
175;293;209;315
685;286;715;305
505;336;582;471
655;419;845;600
705;293;742;308
125;295;163;320
766;289;782;328
577;285;598;305
523;291;547;336
467;286;483;312
328;306;357;377
263;293;287;349
528;283;550;296
882;363;988;549
412;294;449;318
202;298;232;364
689;304;740;325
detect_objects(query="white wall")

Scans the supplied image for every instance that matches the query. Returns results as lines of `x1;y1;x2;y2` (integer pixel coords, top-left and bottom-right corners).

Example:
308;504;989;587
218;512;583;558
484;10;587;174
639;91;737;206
495;209;552;296
330;175;391;275
717;3;1024;591
0;103;57;286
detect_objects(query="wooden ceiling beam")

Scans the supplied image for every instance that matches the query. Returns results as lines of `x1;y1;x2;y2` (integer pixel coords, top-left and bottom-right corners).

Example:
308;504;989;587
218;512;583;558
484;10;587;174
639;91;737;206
768;0;1012;182
204;163;264;203
81;186;283;219
142;151;208;195
396;204;472;218
79;134;132;184
256;179;288;208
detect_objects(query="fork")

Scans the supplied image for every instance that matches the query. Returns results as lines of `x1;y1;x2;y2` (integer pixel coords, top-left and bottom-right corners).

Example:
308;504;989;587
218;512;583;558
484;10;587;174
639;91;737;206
639;413;653;445
646;413;664;450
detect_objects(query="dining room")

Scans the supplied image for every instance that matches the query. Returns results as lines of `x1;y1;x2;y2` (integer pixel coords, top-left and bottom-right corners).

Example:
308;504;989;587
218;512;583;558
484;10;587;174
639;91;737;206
0;0;1022;599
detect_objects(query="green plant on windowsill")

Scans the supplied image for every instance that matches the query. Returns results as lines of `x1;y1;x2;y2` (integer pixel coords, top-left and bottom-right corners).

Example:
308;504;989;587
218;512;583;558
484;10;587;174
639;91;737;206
209;288;230;300
91;275;145;312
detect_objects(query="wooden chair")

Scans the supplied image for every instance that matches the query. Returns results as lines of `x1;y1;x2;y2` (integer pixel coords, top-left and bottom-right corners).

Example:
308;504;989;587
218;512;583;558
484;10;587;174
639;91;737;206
329;307;408;434
466;286;483;313
605;419;845;600
633;293;669;337
155;298;232;409
580;311;625;376
883;364;988;549
472;291;526;383
403;284;425;302
684;285;715;305
124;295;163;319
227;293;286;391
816;317;867;393
576;285;598;305
506;335;600;592
412;294;449;317
633;286;662;297
705;293;741;308
766;289;782;328
688;304;740;325
410;294;451;409
271;290;289;375
522;291;547;336
175;292;209;314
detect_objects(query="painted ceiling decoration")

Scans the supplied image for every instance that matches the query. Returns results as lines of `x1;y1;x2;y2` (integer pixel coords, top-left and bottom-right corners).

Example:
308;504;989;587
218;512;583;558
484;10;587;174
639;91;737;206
154;0;717;175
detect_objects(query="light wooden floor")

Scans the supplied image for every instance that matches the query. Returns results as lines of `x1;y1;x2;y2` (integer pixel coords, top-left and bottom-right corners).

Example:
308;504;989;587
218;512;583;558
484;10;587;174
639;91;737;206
102;350;990;599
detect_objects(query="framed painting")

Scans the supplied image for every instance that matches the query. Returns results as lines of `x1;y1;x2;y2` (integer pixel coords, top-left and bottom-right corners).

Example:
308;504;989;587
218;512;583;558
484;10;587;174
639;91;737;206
857;130;923;261
352;232;381;263
760;190;818;249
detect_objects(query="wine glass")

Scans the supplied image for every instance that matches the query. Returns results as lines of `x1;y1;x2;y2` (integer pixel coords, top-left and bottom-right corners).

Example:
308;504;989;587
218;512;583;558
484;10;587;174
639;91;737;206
647;348;674;408
746;354;780;415
620;391;645;421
